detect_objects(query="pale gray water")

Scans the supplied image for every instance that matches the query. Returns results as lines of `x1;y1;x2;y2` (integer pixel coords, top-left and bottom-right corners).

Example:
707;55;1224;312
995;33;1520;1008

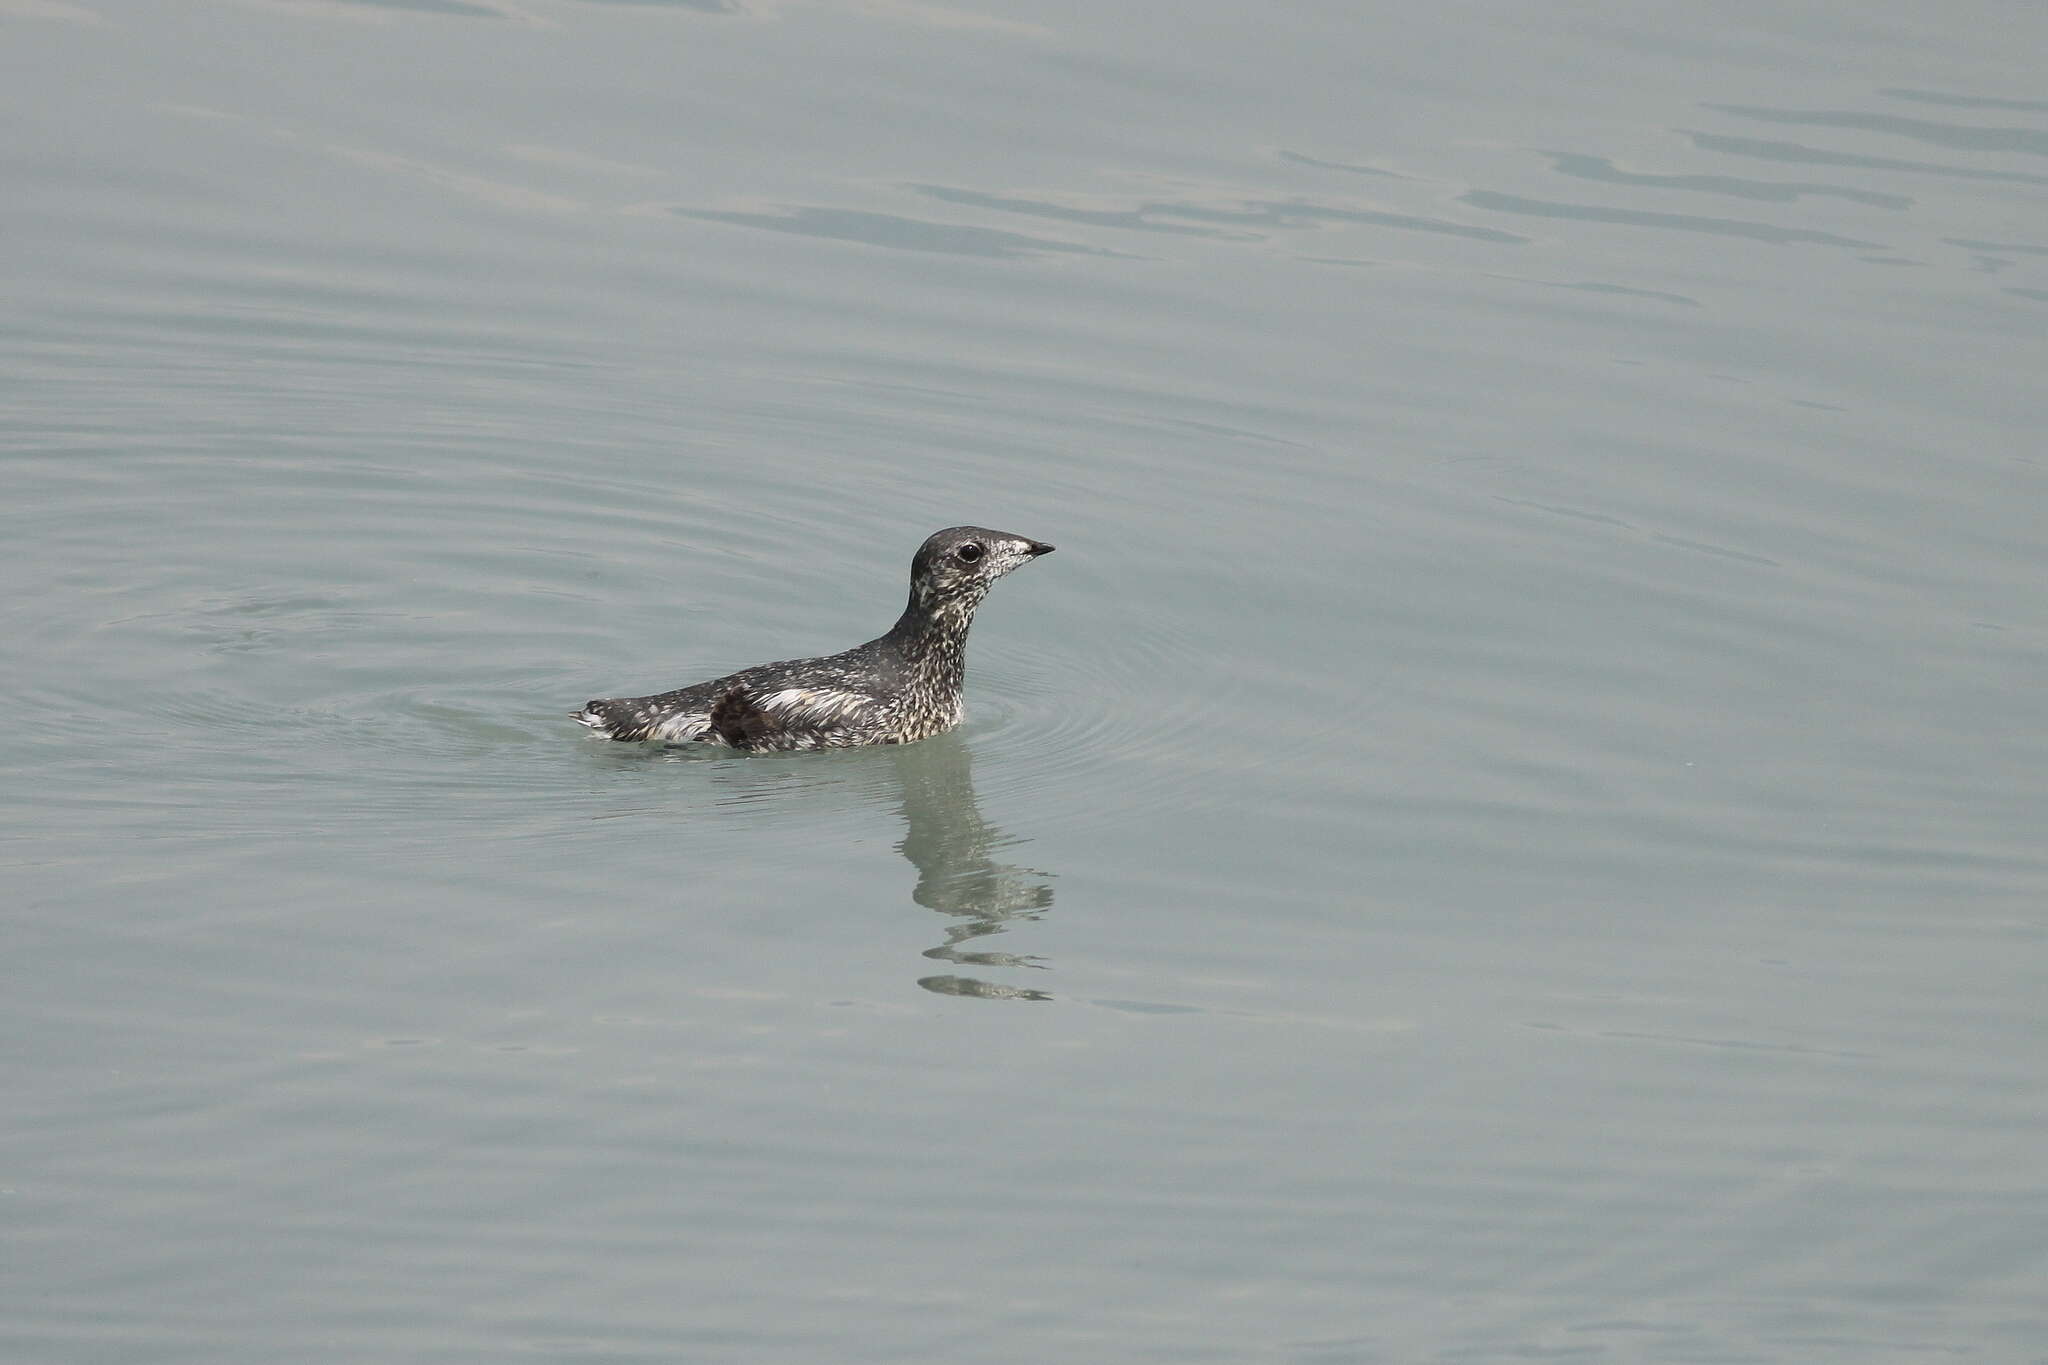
5;2;2046;1360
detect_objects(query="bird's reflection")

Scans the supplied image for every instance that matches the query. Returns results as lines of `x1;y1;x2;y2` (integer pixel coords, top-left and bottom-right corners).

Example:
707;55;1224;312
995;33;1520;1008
889;733;1055;1002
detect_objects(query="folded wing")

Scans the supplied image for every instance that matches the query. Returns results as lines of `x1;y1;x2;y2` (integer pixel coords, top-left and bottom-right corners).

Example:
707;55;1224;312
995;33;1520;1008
706;685;879;751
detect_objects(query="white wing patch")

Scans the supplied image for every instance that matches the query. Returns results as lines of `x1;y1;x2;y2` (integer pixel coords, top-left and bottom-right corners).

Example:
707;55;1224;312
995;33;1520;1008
753;687;877;727
647;712;714;743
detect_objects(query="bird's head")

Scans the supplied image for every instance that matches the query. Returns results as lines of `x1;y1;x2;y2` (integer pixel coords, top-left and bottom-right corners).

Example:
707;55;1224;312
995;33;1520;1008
909;525;1054;614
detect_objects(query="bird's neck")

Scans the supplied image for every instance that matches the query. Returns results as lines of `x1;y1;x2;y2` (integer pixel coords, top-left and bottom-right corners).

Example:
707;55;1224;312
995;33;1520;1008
888;589;979;694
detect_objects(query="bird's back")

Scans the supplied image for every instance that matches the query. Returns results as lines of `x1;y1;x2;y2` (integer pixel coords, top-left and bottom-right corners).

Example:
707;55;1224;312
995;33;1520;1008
574;634;909;747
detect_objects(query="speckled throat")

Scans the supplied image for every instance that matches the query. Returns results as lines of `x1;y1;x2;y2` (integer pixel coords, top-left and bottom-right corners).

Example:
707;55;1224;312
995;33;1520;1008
883;587;984;740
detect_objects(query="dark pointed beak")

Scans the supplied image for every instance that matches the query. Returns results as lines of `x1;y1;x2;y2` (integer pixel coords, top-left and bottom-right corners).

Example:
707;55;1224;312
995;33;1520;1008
1026;541;1055;557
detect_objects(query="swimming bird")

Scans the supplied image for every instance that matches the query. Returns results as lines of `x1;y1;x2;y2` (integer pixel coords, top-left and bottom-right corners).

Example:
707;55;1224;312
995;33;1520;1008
573;526;1054;750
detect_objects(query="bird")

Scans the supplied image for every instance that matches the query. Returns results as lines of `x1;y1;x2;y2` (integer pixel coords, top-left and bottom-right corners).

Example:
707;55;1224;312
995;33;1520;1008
573;526;1054;751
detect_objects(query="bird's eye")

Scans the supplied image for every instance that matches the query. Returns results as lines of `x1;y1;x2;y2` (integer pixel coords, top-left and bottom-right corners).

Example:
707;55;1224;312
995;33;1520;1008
955;543;985;564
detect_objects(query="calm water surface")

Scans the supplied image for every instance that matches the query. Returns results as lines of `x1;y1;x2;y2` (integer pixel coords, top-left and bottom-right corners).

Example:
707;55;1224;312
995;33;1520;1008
5;2;2046;1360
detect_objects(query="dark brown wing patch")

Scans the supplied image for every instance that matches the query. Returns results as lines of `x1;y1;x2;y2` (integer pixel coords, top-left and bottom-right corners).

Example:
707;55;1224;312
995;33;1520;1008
706;686;777;750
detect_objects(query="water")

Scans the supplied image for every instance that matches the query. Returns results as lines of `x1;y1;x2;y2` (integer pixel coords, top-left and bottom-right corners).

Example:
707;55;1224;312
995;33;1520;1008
6;2;2046;1360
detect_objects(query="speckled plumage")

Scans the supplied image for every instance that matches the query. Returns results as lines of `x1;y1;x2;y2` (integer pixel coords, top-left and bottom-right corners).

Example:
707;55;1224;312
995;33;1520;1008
573;526;1053;750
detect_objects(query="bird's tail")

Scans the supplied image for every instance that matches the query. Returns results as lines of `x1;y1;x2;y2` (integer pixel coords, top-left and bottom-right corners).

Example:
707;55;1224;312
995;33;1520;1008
571;702;617;738
572;697;710;744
